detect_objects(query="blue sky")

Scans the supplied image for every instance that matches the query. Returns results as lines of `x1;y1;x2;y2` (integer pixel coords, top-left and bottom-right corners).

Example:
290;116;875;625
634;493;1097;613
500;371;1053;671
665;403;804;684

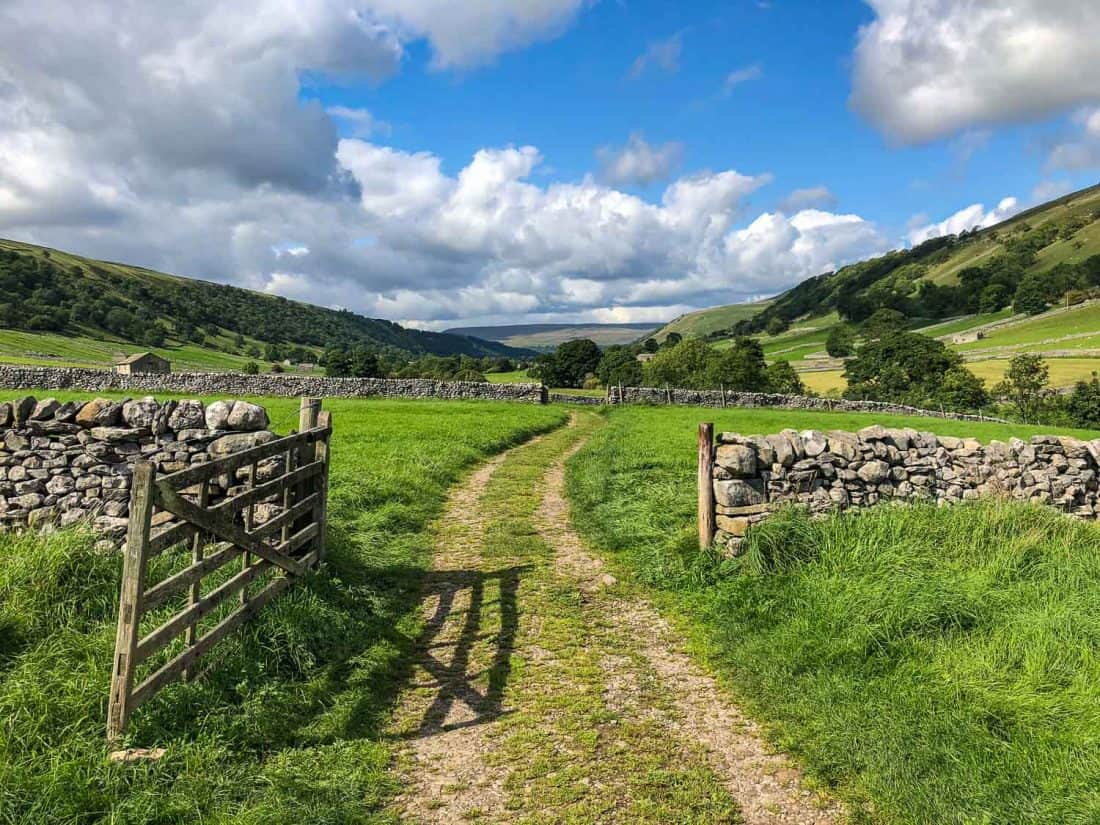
2;0;1099;327
310;0;1093;245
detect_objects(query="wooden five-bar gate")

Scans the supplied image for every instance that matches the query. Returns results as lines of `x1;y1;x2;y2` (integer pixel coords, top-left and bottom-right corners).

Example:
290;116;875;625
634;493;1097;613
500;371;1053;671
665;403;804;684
107;397;333;742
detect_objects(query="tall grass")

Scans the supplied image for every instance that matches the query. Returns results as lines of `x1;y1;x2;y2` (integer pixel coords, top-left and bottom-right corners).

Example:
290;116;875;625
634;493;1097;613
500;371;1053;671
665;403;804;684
567;406;1100;823
0;396;567;823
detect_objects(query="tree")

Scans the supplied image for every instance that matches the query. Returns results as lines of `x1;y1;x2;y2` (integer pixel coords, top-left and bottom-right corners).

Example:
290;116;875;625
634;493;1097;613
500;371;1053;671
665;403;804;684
978;283;1010;314
861;308;907;340
270;362;285;373
348;345;382;378
537;339;603;388
844;332;962;405
1066;373;1100;428
937;366;988;411
993;353;1049;423
644;338;713;389
706;337;768;391
242;360;260;375
596;346;643;387
643;337;659;353
765;316;789;336
825;325;856;357
1013;274;1049;315
764;361;805;395
662;332;683;349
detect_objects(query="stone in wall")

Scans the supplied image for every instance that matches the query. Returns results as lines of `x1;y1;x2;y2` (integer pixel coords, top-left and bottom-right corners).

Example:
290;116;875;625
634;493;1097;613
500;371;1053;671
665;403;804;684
710;425;1100;554
0;395;283;542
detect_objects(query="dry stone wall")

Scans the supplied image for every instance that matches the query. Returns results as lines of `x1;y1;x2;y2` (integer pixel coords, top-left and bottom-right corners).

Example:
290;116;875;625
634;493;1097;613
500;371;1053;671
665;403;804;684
0;366;546;404
612;386;1004;422
0;394;278;540
710;424;1100;553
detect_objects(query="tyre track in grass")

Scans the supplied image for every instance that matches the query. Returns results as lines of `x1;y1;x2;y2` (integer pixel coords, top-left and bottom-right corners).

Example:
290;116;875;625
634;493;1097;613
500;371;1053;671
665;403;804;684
389;412;841;824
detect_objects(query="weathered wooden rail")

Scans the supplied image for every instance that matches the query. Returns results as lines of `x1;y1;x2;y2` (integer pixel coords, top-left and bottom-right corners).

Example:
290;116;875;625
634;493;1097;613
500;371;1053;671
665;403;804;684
107;397;332;742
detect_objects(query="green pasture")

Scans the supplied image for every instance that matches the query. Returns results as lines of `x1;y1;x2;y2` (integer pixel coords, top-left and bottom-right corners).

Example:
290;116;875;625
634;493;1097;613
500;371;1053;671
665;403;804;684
567;404;1100;824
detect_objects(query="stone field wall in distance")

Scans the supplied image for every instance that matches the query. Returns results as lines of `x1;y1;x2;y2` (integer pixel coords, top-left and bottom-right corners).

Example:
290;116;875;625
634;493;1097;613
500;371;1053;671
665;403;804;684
0;394;281;541
611;386;1004;422
701;423;1100;554
0;366;547;404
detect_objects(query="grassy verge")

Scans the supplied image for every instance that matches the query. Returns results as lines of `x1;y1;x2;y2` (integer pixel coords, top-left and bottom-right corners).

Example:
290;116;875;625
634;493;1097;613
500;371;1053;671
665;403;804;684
566;405;1100;823
0;396;566;823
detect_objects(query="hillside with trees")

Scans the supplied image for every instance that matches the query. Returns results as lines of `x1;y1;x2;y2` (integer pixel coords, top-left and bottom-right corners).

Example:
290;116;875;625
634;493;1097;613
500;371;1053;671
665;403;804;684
0;238;528;368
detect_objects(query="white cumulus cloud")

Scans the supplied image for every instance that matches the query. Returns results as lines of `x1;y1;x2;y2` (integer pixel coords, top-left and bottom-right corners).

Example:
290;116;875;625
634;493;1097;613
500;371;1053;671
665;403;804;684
596;134;683;186
851;0;1100;143
906;197;1020;245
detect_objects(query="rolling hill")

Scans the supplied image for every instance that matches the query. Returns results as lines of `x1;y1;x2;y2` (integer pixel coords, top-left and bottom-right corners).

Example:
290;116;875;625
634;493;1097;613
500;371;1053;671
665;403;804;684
444;322;660;351
649;300;771;341
676;182;1100;394
0;238;529;372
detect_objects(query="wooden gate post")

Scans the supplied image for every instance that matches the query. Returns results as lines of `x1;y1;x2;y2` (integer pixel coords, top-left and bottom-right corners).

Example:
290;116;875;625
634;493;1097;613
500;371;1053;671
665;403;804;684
698;423;716;550
299;396;321;432
107;460;156;742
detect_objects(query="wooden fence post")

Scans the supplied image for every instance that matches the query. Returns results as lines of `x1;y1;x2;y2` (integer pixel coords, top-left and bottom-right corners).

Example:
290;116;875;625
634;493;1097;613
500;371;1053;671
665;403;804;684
698;423;716;550
107;460;155;742
315;410;332;561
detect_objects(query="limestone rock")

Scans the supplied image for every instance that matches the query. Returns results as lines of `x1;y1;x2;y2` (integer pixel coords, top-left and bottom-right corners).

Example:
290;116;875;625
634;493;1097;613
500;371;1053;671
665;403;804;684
168;399;205;431
122;397;160;429
857;460;890;484
800;429;828;457
90;426;145;443
208;430;277;456
713;478;766;508
226;401;269;431
714;444;756;477
76;398;122;428
30;398;60;421
204;400;234;430
12;396;36;426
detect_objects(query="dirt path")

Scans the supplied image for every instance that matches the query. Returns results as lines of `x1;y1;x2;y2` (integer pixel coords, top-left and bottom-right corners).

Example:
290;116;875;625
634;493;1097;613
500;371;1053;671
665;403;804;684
389;414;841;824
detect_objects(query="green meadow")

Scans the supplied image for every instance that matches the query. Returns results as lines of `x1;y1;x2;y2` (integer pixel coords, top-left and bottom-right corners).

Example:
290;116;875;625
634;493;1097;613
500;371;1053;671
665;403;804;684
567;405;1100;824
0;395;566;824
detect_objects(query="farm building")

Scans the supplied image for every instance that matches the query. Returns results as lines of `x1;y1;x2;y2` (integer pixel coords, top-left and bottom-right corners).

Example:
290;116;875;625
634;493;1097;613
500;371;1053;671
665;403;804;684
115;352;171;375
636;352;656;363
949;331;985;344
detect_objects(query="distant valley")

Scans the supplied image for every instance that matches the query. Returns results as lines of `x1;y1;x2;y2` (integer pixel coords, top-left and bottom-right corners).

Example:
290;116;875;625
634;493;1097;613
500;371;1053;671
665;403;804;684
445;322;660;351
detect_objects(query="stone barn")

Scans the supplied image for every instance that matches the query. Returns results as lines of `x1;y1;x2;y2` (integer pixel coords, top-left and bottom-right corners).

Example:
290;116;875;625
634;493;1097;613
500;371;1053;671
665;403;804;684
115;352;171;375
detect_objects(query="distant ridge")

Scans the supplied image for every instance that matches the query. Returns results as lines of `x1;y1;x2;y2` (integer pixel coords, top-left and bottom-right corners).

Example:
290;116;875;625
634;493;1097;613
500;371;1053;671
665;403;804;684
445;322;662;350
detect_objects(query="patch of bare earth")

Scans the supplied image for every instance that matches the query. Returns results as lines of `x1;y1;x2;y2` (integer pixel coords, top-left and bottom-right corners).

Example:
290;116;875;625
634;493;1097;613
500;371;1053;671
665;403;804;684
537;438;843;825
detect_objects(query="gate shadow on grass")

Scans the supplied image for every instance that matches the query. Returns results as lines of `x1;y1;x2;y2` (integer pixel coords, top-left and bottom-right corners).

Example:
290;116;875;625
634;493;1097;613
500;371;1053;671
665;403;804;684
402;565;529;738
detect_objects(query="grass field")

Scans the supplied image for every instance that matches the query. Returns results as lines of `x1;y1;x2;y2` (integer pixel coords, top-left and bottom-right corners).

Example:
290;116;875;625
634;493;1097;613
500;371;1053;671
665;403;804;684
0;394;567;823
0;328;317;374
956;301;1100;353
566;405;1100;824
654;300;771;341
